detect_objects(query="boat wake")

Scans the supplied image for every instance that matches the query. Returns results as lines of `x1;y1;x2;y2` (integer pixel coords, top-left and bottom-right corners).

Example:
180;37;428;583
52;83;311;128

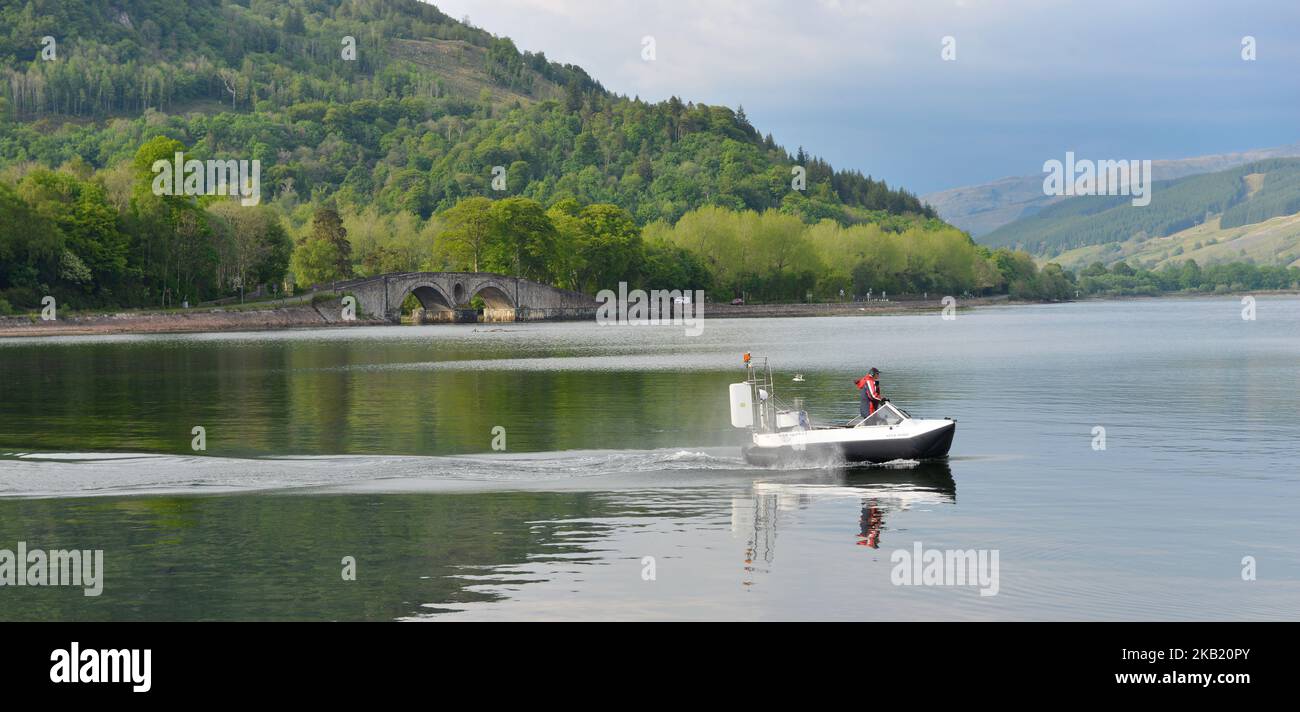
0;447;776;498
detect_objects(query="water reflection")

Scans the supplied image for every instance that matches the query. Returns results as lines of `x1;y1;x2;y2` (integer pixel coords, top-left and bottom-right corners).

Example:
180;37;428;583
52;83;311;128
5;298;1298;620
848;463;956;549
738;462;956;585
0;460;961;620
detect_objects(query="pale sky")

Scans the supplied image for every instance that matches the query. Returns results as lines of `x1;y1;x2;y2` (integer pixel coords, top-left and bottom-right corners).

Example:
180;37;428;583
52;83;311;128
431;0;1300;194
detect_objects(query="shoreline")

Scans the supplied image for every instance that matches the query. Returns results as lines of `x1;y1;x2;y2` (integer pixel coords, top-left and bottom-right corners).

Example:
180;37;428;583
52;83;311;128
0;297;387;338
1;290;1294;339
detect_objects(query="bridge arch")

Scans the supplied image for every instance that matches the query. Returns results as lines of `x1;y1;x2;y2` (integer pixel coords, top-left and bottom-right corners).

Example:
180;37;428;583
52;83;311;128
401;281;455;323
344;271;597;324
410;283;454;310
466;279;517;322
466;280;515;309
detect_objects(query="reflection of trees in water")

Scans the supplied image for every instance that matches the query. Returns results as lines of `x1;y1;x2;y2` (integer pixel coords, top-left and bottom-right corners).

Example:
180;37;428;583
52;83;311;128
736;463;957;584
0;488;701;621
0;337;736;457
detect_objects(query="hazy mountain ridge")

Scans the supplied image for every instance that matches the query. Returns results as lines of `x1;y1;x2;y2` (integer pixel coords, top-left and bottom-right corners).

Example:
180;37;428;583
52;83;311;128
979;158;1300;270
926;142;1300;236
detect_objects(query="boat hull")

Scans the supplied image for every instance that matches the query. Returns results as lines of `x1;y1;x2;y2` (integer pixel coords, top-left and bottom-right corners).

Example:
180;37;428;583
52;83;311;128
743;421;955;466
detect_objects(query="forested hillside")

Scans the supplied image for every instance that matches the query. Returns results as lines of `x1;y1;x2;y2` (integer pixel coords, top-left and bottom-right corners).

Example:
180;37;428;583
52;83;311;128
0;0;931;223
3;0;1042;315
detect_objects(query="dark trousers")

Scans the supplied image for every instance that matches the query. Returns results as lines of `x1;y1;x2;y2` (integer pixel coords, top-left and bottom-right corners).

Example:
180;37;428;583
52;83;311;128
859;392;878;418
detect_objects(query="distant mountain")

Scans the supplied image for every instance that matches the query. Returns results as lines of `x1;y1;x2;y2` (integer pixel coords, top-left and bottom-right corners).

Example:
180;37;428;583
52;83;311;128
925;143;1300;236
978;158;1300;269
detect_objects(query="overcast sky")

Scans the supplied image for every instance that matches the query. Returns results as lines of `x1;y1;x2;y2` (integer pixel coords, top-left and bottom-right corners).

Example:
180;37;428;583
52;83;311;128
431;0;1300;195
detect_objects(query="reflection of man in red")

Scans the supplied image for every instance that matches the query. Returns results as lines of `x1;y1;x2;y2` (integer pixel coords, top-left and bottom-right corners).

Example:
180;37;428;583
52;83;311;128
856;367;882;417
857;503;884;548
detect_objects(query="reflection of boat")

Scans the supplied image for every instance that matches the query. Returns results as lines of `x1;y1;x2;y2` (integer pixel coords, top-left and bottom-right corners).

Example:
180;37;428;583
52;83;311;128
729;355;955;466
735;461;957;572
751;461;956;508
845;459;956;498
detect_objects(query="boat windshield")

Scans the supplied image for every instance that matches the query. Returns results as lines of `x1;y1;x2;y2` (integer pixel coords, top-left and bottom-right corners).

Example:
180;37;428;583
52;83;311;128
862;402;906;426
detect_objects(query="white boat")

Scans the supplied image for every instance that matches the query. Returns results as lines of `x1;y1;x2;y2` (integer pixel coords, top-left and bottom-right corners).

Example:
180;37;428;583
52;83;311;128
729;355;955;466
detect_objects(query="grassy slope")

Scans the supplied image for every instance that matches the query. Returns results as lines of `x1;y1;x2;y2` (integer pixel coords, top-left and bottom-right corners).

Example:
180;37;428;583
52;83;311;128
1047;214;1300;271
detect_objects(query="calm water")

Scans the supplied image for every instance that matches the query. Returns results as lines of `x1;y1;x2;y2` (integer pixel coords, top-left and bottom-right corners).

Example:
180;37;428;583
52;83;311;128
1;297;1297;620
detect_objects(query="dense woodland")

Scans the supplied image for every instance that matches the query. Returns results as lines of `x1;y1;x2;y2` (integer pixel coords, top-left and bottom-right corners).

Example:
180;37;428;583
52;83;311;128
0;0;930;224
6;0;1282;316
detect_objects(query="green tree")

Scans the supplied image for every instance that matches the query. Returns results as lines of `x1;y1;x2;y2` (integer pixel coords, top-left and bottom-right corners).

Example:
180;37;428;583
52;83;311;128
0;182;63;306
485;197;557;281
312;207;352;278
291;236;346;287
15;170;128;297
573;204;642;293
208;202;291;298
291;208;353;286
440;197;495;272
545;198;585;290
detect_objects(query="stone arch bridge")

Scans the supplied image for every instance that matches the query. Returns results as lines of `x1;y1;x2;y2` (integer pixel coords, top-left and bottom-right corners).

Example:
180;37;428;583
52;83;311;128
330;272;597;323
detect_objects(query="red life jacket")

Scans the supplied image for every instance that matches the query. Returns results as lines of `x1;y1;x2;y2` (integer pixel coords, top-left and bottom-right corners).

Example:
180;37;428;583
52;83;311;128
856;375;880;400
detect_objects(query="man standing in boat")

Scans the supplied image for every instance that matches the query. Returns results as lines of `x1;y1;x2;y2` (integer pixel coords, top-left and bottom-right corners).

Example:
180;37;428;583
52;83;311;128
856;367;883;417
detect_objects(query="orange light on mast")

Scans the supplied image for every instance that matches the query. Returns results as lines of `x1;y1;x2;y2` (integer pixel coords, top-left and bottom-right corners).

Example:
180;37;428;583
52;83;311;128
743;352;751;364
